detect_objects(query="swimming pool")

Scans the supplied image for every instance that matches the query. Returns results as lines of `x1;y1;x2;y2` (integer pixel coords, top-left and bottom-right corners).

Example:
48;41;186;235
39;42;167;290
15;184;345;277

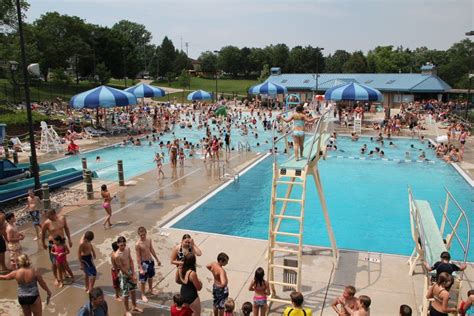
169;136;474;261
50;114;275;180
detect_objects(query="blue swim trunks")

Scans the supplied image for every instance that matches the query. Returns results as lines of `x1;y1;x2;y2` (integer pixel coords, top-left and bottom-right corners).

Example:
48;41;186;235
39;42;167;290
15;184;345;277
81;254;97;277
138;260;155;283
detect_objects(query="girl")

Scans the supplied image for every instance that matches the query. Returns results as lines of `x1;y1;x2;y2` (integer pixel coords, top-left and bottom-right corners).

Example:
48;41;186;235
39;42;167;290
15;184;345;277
427;272;457;316
154;153;165;178
101;184;113;228
176;253;202;316
211;136;220;161
224;298;235;316
179;148;185;166
278;104;319;161
241;302;253;316
249;267;270;316
51;235;69;288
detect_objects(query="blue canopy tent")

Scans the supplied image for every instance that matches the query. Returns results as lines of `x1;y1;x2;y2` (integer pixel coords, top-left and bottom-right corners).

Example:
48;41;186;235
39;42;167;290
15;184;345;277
187;90;212;101
124;83;166;98
324;82;383;101
248;82;287;95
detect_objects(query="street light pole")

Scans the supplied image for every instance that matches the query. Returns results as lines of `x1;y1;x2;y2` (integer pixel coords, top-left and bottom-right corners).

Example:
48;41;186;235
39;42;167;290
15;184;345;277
15;0;40;190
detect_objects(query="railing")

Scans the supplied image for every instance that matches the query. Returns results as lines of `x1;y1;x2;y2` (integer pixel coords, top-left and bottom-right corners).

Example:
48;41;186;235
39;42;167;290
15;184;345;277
237;141;251;152
218;163;239;183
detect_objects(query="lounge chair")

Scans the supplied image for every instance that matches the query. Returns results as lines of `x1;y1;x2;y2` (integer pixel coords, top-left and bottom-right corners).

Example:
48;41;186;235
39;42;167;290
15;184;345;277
10;137;30;152
84;126;107;137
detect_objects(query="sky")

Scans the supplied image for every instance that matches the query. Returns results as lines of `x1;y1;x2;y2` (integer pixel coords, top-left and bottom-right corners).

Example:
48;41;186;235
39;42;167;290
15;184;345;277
26;0;473;59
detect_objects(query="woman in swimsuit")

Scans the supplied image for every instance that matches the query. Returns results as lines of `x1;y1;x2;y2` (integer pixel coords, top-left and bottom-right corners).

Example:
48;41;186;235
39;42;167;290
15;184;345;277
427;272;457;316
0;254;51;316
170;139;179;168
176;253;202;315
249;267;270;316
170;234;202;267
278;104;319;161
101;184;113;228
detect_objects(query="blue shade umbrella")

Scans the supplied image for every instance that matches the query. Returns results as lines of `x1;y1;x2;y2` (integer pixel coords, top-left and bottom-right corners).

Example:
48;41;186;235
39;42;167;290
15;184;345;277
124;83;166;98
187;89;212;101
70;85;137;109
248;82;287;95
324;82;383;101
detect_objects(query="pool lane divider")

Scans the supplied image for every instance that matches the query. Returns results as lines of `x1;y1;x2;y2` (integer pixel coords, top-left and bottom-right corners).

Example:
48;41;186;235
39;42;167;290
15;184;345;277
162;152;271;229
326;155;436;164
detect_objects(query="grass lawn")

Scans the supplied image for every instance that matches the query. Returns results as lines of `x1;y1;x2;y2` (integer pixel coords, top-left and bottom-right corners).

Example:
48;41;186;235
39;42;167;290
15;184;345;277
152;77;259;96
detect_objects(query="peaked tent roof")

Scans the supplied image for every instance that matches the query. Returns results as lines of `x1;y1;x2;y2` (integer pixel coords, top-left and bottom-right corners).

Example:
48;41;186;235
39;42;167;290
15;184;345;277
266;73;451;93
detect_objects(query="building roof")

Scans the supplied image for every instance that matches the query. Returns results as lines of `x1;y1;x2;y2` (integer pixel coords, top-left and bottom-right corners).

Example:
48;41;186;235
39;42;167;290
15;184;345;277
266;73;451;93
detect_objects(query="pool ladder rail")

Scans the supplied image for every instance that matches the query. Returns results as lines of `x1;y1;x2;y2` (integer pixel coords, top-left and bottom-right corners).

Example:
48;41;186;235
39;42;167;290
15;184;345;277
237;141;251;152
267;106;339;307
218;164;239;183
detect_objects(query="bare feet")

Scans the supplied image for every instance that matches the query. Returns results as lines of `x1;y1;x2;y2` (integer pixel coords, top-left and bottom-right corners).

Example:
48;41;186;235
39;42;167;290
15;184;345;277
54;279;59;286
58;282;64;288
132;306;143;313
141;295;148;303
115;296;123;302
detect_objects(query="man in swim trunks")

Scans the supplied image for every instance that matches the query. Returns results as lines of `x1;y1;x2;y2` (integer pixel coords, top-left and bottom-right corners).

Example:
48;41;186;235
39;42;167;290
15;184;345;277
41;208;73;285
23;189;43;241
78;231;97;293
115;236;142;315
135;227;161;303
5;213;24;270
206;252;229;316
0;210;8;272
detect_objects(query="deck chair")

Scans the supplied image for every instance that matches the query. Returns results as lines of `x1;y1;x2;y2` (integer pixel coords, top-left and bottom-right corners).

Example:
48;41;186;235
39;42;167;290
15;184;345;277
10;137;30;152
84;126;107;137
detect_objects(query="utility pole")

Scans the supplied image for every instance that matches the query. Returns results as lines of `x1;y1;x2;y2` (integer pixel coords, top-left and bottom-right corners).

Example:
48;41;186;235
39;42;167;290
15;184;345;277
180;37;183;52
185;42;189;57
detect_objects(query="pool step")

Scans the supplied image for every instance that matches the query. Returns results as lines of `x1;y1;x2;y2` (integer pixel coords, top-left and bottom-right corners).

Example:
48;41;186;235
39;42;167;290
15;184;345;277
275;180;304;185
268;296;292;305
273;214;302;221
274;197;303;204
271;231;301;238
269;280;298;288
270;263;299;271
270;248;300;254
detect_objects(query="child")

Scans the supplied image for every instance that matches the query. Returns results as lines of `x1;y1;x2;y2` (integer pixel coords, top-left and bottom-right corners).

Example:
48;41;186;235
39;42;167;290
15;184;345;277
78;231;97;293
154;153;165;178
178;148;185;166
241;302;252;316
283;291;312;316
424;251;467;280
170;293;193;316
331;285;358;315
51;235;70;288
459;289;474;316
249;267;270;316
399;304;412;316
343;295;371;316
111;242;122;301
224;298;235;316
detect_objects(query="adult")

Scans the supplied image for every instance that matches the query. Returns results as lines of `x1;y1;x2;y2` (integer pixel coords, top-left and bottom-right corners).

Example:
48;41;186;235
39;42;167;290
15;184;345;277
426;272;457;316
170;234;202;267
101;184;113;229
170;139;179;168
23;189;42;241
0;210;8;272
77;287;109;316
135;227;161;302
0;254;52;316
176;253;202;316
41;208;73;285
278;104;319;161
6;213;24;270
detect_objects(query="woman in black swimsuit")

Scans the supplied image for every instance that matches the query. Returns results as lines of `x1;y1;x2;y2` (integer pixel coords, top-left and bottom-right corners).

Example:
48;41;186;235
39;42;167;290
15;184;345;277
170;234;202;266
427;272;457;316
176;253;202;315
0;254;51;316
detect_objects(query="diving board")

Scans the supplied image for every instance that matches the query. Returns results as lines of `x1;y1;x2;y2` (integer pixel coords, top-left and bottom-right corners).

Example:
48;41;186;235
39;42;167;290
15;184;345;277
408;188;470;316
267;108;338;307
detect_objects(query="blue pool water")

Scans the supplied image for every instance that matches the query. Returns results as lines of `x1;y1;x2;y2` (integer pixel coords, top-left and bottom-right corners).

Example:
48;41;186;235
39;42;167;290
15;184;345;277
172;137;474;261
50;114;275;180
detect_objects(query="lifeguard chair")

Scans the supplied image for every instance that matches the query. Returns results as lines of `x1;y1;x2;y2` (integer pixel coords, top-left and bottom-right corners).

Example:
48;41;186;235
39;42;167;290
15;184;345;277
266;106;338;306
408;188;470;315
39;121;63;154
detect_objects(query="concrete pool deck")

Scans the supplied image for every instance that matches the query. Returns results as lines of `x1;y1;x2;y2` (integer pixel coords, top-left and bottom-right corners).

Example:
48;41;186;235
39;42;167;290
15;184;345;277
1;145;473;315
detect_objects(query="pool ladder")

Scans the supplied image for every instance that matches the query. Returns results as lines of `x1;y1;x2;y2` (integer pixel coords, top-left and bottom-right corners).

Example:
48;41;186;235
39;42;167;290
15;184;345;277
218;164;239;183
237;141;251;152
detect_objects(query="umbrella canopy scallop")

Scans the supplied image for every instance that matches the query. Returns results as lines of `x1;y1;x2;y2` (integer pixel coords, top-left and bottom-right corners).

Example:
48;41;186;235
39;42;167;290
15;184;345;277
70;85;137;109
248;82;287;95
187;89;212;101
324;82;383;101
124;83;166;98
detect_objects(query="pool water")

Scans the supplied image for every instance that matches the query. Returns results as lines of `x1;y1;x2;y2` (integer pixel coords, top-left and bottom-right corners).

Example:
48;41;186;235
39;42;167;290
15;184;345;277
171;137;474;261
51;114;276;180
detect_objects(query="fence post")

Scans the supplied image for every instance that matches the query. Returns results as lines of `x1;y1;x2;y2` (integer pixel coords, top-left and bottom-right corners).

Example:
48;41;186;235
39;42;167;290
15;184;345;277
85;169;94;200
81;157;87;177
117;160;125;186
42;183;50;211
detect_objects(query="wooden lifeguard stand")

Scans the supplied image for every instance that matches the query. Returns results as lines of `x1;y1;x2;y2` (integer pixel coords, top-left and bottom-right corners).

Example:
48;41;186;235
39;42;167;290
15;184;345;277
408;188;470;315
267;108;338;306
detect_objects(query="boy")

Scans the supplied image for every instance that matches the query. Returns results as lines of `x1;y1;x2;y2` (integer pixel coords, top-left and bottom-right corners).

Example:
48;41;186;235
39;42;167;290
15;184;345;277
170;293;193;316
425;251;467;280
5;213;24;269
23;189;42;240
115;236;142;315
283;291;312;316
343;295;371;316
206;252;229;316
78;231;97;293
331;285;358;315
111;241;122;301
135;226;161;302
399;304;412;316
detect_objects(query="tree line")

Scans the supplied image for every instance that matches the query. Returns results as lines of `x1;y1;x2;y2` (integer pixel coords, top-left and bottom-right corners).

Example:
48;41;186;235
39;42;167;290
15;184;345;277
0;2;472;89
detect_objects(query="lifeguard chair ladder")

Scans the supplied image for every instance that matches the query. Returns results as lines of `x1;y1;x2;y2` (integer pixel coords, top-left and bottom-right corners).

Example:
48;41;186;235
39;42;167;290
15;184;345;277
408;188;470;316
353;115;362;134
267;107;338;306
